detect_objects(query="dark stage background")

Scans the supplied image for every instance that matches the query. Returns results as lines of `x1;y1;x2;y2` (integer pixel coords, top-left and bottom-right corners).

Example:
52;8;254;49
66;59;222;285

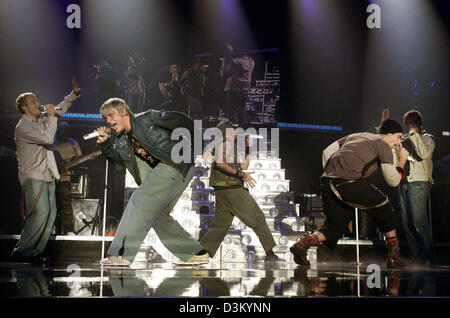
0;0;448;240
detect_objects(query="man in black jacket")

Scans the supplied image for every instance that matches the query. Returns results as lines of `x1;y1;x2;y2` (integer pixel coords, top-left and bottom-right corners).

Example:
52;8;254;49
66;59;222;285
96;98;208;266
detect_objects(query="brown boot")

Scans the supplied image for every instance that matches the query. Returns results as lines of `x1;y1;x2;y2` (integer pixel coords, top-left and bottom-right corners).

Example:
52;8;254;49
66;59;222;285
387;240;405;269
290;235;317;266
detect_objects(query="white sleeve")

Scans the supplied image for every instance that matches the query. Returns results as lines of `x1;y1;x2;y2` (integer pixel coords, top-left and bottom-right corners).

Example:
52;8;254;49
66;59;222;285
322;141;340;168
410;133;435;159
381;163;401;187
56;91;78;116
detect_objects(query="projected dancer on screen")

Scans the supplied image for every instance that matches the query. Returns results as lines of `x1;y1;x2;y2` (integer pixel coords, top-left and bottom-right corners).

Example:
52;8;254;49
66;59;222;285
289;119;409;268
95;98;209;266
220;44;255;124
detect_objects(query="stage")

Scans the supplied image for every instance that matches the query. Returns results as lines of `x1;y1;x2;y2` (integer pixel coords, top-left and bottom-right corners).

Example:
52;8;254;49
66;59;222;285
1;260;450;298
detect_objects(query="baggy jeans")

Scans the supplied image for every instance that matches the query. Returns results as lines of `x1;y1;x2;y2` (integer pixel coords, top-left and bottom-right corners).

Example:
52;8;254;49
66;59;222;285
107;162;203;262
12;178;57;259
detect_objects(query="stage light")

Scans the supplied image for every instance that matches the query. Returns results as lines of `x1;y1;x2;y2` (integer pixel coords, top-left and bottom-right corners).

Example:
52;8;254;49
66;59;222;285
254;163;263;169
282;195;291;204
238;221;247;231
278;236;288;247
291;222;305;232
245;251;257;263
242;234;252;245
265;195;274;204
269;208;279;217
288;208;296;217
146;233;157;245
360;0;447;132
225;249;236;260
284;252;294;262
224;235;233;245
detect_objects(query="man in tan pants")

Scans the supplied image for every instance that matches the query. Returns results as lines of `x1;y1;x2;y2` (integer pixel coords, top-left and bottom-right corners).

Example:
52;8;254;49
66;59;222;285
199;121;280;262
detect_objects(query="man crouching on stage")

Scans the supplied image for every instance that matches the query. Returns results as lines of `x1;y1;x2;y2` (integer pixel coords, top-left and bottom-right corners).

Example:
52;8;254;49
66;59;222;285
290;119;409;268
95;98;209;266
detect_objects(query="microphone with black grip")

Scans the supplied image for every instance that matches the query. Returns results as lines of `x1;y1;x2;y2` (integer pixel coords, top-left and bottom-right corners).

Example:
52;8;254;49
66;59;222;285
394;145;416;163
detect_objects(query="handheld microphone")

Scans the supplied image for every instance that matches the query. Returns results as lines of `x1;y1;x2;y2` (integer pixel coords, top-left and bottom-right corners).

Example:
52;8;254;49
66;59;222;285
83;128;111;141
40;106;62;111
236;134;264;139
83;131;101;140
394;145;415;163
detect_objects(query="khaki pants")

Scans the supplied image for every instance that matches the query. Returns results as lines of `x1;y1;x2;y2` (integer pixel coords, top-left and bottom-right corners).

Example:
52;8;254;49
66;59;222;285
200;187;276;257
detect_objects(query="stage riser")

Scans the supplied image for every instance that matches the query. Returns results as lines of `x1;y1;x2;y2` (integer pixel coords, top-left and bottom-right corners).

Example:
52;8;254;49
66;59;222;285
1;237;449;266
0;238;111;263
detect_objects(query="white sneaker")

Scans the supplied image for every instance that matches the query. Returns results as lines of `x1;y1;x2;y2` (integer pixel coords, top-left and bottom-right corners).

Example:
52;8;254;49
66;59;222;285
100;255;131;267
173;253;209;266
66;232;76;236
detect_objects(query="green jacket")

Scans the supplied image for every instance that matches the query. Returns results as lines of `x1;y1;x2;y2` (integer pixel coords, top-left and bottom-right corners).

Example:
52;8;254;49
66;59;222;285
98;109;195;185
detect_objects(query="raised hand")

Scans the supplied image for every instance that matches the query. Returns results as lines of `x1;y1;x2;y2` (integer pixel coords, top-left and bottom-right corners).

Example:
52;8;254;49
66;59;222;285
96;126;110;143
72;77;81;96
45;104;56;117
381;108;390;122
395;143;409;168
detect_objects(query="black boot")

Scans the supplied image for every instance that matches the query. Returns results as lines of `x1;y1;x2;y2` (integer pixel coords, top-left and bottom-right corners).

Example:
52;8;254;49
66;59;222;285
386;240;404;269
290;235;317;266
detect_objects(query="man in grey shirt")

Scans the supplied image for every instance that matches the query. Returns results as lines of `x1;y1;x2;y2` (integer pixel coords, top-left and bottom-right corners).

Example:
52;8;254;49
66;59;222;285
290;119;409;268
12;78;80;263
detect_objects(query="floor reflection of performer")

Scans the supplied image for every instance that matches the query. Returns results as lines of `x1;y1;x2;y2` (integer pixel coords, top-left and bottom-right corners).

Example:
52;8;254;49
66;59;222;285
124;52;146;113
11;78;80;263
290;119;409;268
13;269;51;297
154;64;184;111
95;98;209;266
93;61;126;105
180;59;207;120
53;121;81;236
220;44;255;124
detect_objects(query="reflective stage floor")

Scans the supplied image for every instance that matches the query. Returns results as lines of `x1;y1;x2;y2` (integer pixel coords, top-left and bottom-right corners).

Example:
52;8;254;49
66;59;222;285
1;260;450;298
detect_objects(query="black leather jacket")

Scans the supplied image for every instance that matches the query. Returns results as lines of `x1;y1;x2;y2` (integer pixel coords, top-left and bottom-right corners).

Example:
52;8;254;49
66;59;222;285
98;109;195;185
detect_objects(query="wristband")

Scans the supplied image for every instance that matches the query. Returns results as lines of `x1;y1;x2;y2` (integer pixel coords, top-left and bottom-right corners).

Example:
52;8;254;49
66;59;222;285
235;167;242;178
